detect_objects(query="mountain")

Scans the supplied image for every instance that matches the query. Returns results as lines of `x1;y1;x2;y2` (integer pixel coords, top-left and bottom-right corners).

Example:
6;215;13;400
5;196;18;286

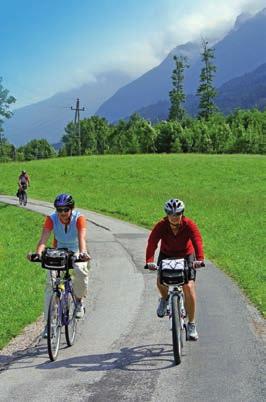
96;42;201;122
97;8;266;122
135;63;266;121
3;71;131;146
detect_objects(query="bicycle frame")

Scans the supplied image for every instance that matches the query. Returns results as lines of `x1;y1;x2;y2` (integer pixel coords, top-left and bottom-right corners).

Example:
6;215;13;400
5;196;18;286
51;271;76;327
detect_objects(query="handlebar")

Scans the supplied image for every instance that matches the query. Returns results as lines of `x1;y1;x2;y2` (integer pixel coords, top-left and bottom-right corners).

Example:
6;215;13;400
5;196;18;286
144;260;205;271
28;250;89;265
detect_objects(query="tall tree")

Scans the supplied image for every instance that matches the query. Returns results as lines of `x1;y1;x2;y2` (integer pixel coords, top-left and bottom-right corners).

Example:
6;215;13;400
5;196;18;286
196;40;218;120
0;77;16;158
168;55;189;122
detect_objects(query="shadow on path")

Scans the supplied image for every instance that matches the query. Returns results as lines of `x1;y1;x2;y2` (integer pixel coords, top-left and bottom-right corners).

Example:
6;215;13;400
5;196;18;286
37;344;176;372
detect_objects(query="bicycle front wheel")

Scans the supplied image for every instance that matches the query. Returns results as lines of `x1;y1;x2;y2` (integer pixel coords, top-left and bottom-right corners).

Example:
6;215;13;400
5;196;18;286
65;292;77;346
47;293;61;361
172;294;182;365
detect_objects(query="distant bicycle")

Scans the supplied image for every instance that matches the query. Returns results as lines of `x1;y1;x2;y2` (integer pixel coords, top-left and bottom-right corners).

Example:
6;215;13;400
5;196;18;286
31;248;83;361
145;258;204;365
18;184;27;206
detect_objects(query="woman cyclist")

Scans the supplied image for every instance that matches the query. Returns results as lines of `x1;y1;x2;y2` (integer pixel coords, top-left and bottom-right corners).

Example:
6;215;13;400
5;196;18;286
145;198;204;340
28;194;90;335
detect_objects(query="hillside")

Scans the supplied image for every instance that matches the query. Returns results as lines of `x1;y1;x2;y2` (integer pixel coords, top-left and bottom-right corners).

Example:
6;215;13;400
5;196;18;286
3;71;131;146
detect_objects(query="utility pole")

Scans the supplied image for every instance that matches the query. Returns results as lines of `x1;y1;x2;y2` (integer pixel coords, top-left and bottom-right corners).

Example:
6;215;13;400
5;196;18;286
71;98;85;156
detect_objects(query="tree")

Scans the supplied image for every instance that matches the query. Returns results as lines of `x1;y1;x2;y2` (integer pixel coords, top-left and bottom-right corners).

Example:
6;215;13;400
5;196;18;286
196;40;218;120
61;116;111;155
18;139;56;160
155;120;183;153
0;77;16;159
168;55;189;122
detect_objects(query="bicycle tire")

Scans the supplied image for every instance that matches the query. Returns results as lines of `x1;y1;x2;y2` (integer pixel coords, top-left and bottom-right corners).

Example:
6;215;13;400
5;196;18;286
178;294;186;349
47;293;61;361
19;192;23;205
23;191;27;206
172;294;182;365
65;292;77;346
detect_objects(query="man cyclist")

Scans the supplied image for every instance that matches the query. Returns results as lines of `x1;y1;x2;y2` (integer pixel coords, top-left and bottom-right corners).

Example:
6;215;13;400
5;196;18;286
28;193;90;335
145;198;204;340
18;170;30;190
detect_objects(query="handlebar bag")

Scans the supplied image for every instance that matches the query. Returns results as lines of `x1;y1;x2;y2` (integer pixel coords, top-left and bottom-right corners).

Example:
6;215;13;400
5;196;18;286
42;248;69;270
159;258;186;285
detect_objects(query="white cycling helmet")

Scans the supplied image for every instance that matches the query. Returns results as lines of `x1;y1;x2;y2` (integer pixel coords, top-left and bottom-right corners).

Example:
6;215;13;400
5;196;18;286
164;198;185;215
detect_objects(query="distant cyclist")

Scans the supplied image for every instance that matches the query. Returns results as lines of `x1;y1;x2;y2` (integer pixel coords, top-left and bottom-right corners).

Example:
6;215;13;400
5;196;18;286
18;170;30;191
28;193;91;335
145;198;205;340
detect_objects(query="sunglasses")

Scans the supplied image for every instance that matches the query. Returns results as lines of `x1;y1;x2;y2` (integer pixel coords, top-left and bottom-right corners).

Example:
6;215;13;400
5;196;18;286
168;212;182;217
56;207;71;213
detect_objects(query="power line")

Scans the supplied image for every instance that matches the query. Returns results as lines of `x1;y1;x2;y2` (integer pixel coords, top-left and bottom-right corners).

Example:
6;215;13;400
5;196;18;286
71;98;85;156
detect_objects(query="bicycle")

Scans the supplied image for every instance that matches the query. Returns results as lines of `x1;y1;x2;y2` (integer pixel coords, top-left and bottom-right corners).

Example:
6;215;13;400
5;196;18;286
18;184;27;206
145;258;204;365
31;248;82;361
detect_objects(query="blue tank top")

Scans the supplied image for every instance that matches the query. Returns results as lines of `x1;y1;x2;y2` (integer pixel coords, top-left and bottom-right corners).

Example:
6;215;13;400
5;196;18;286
50;210;81;252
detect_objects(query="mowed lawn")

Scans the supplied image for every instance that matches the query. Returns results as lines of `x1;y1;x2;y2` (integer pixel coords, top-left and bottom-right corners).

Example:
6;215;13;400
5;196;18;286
0;154;265;347
0;204;46;349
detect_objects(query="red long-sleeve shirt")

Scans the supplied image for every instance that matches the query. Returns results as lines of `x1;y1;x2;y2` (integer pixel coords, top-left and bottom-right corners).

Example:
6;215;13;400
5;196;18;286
146;216;204;263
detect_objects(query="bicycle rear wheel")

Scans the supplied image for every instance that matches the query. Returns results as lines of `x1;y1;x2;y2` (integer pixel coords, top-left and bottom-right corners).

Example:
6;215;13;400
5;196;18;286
47;293;61;361
65;292;77;346
23;191;27;206
172;294;182;365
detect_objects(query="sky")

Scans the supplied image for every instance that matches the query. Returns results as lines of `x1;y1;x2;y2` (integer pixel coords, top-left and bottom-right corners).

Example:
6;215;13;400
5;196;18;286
0;0;265;108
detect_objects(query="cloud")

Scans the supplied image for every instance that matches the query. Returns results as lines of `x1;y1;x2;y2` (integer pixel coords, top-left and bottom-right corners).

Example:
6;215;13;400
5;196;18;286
111;0;265;75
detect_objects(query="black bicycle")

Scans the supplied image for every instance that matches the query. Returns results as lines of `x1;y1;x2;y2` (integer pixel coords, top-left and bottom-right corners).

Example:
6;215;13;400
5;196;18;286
18;184;27;206
31;248;81;361
145;259;204;365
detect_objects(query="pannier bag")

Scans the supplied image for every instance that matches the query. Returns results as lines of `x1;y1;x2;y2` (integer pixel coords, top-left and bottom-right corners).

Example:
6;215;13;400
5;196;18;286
159;258;186;286
42;248;69;270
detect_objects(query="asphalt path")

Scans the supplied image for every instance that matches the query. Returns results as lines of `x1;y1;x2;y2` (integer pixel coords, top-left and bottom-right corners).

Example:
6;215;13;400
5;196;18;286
0;195;265;402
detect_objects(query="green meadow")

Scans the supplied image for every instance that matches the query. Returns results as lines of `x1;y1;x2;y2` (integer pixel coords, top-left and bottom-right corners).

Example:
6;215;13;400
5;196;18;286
0;153;265;348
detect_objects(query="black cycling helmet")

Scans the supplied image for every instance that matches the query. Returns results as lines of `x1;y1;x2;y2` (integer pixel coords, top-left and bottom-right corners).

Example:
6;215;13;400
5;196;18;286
54;193;75;209
164;198;185;215
21;170;26;174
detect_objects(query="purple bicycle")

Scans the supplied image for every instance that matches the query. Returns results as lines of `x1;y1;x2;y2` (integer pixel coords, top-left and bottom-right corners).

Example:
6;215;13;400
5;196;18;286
31;248;81;361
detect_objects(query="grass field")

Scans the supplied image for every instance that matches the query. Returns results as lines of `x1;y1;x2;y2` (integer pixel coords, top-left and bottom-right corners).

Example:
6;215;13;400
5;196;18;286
0;204;46;349
0;153;265;347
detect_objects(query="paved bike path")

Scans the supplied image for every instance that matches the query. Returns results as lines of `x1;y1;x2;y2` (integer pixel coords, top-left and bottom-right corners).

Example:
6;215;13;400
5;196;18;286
0;195;265;402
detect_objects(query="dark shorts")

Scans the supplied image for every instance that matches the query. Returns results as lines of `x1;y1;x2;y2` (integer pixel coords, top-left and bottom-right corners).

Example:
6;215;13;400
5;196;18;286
157;251;196;282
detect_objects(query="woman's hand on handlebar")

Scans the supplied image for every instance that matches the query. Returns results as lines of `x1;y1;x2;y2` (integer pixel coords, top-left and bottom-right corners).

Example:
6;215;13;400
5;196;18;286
78;252;91;262
193;260;205;269
144;262;158;271
27;252;41;262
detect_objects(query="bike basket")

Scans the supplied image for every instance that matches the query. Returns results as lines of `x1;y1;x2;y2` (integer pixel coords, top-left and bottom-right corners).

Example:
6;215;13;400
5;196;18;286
159;259;186;285
41;248;69;270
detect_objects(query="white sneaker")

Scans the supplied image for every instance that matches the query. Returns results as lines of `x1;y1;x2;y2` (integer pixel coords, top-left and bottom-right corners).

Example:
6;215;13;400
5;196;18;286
42;325;48;338
187;322;199;340
75;302;85;319
157;298;168;318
